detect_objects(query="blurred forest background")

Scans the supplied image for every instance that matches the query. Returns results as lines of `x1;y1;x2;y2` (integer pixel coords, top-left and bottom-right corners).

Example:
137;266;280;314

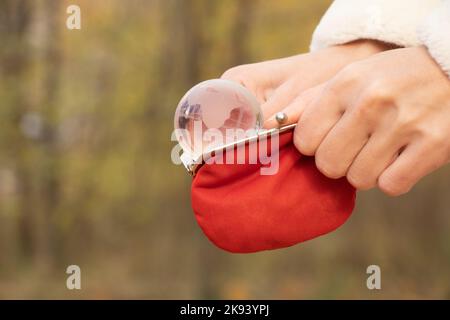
0;0;449;299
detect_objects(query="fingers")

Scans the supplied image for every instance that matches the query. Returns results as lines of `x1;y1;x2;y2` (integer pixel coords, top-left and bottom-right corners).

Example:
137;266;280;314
378;141;447;196
261;76;323;122
291;88;446;195
293;84;344;156
221;65;267;104
220;66;250;86
221;56;305;105
313;110;372;179
346;130;404;190
264;84;324;128
261;80;300;122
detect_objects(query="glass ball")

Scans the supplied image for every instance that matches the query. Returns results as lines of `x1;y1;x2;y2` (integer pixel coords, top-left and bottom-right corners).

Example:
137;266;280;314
174;79;263;157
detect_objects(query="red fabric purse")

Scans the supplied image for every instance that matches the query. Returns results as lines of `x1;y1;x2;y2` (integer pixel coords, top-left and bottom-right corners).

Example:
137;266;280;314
191;130;356;253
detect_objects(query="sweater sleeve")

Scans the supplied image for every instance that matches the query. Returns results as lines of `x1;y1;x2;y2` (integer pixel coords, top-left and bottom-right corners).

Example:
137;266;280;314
417;1;450;78
310;0;441;51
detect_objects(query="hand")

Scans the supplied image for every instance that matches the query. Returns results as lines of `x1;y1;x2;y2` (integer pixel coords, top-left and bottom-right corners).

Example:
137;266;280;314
287;47;450;196
221;40;391;122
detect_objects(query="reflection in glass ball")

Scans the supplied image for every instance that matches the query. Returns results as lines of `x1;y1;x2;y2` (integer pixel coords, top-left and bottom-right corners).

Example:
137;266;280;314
174;79;263;157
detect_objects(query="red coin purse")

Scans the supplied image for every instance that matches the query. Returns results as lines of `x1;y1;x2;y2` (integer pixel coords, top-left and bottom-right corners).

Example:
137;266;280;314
190;128;356;253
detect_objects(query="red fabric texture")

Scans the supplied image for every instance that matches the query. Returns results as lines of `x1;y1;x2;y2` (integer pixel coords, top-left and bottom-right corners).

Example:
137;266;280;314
191;131;356;253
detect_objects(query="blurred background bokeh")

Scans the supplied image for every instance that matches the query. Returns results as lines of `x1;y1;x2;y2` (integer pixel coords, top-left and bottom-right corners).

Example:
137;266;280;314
0;0;449;299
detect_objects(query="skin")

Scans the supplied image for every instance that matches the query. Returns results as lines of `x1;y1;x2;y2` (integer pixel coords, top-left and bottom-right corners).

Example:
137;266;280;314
222;43;450;196
221;40;392;121
291;47;450;196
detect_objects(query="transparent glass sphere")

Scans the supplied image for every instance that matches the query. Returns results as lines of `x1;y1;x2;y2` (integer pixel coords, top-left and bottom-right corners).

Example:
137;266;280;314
174;79;263;157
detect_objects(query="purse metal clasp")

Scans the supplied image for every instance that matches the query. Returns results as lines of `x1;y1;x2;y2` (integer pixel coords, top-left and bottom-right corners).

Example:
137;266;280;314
180;123;297;176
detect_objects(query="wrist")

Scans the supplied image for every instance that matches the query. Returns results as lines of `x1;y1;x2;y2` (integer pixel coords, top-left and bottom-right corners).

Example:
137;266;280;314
330;39;397;60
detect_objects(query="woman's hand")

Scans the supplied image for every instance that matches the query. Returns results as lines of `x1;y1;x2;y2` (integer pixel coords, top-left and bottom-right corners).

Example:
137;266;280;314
286;47;450;196
221;40;391;122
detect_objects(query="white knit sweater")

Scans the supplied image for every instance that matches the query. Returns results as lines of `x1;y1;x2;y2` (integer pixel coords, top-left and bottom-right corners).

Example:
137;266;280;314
310;0;450;78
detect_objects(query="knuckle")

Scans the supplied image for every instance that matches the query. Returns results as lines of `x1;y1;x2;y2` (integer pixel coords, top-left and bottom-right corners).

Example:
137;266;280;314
424;129;446;148
324;65;361;107
315;153;343;179
346;168;375;190
353;99;375;121
352;81;393;120
293;129;315;156
365;80;393;103
221;65;249;82
328;63;366;95
378;173;410;197
395;116;417;133
389;112;418;135
335;65;360;87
